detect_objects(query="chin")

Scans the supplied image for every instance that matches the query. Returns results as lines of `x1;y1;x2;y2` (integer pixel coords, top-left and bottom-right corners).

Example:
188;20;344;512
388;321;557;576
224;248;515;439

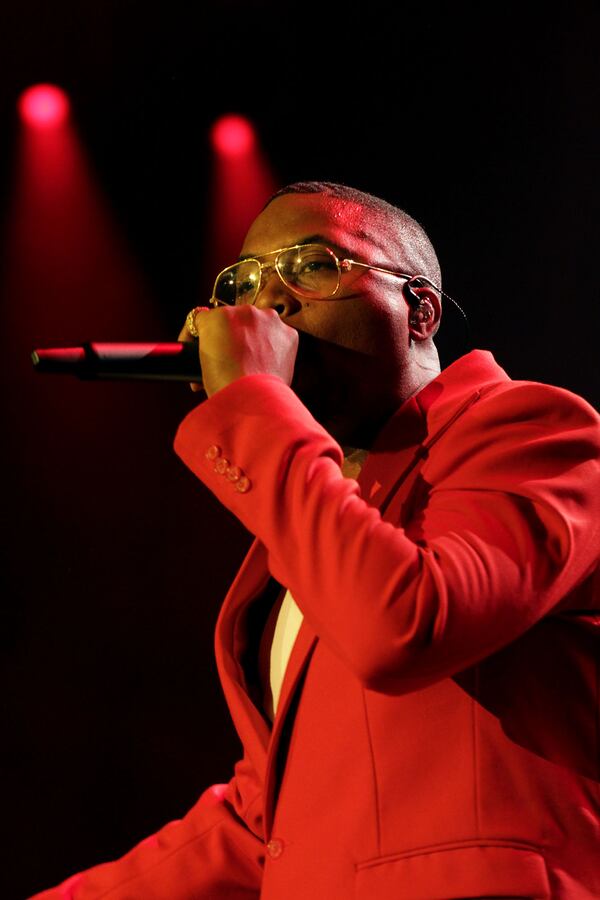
291;367;332;428
290;374;368;447
290;332;395;447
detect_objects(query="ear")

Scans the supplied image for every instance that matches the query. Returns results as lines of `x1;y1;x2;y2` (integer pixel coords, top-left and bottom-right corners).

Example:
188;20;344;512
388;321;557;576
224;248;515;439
405;282;442;341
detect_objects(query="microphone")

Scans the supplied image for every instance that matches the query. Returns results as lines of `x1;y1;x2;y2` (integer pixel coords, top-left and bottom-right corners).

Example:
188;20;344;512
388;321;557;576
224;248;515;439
31;342;202;382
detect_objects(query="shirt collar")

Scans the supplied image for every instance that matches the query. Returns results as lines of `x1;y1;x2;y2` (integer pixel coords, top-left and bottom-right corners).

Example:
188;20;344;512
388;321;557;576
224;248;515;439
357;350;510;506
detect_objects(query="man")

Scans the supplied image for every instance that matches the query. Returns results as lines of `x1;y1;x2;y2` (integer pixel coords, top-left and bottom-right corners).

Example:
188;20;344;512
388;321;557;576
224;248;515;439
32;183;600;898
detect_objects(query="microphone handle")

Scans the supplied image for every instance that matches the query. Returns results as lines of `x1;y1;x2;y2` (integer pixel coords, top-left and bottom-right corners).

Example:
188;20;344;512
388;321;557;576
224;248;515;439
31;342;202;382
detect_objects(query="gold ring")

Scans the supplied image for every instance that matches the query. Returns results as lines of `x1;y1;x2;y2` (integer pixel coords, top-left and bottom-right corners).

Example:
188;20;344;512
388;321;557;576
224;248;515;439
186;306;205;338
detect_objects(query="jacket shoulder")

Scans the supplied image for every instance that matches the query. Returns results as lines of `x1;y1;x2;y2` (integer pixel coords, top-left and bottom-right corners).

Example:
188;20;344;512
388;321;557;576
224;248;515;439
466;377;600;434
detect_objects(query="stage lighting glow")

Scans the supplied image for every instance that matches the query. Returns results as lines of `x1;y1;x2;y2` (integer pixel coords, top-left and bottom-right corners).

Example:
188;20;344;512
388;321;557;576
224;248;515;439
18;84;70;127
211;115;255;156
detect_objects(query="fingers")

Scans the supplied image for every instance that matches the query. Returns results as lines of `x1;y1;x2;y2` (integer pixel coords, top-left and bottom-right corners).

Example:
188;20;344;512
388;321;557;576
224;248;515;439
179;306;210;342
180;306;210;391
178;303;298;396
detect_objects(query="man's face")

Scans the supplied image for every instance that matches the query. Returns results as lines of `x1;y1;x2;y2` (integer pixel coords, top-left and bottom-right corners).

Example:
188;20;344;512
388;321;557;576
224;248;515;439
240;193;409;358
238;193;413;445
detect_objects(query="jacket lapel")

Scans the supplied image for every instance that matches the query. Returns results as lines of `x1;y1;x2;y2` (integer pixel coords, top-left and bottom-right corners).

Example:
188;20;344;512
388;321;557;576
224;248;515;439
262;620;318;837
215;540;319;836
215;540;273;778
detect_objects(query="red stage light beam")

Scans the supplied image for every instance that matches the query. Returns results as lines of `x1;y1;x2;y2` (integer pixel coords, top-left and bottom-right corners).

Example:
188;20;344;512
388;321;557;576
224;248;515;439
6;83;157;344
207;114;278;287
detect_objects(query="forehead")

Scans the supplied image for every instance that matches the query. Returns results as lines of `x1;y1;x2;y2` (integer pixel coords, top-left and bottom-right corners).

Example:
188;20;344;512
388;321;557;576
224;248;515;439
241;193;396;262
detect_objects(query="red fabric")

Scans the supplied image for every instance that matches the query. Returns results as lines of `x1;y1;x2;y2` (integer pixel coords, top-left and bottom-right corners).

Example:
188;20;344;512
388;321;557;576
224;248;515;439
31;351;600;898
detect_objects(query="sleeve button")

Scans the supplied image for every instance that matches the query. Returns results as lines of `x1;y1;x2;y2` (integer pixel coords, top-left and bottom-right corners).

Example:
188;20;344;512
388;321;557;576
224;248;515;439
266;838;284;859
205;445;221;461
214;457;230;475
226;465;242;483
235;475;251;493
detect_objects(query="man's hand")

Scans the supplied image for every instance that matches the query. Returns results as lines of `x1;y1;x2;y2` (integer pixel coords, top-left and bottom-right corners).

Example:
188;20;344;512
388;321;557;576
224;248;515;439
178;305;299;398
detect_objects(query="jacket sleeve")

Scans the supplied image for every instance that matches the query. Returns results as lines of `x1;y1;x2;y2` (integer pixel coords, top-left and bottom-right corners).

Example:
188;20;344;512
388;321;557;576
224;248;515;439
28;753;265;900
173;373;600;694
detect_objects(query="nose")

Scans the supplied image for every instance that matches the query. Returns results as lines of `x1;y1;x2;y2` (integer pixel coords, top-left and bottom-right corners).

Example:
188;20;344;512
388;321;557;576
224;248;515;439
254;267;302;317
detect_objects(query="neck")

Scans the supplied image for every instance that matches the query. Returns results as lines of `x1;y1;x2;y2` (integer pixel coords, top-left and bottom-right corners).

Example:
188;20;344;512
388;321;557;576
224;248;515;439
335;364;439;452
294;338;441;453
401;340;441;401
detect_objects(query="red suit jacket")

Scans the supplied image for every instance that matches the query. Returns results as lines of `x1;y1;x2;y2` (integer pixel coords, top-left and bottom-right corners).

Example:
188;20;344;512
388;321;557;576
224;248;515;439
32;351;600;899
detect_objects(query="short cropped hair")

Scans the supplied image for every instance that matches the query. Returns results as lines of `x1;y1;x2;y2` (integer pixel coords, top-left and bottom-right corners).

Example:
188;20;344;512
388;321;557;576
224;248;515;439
265;181;441;291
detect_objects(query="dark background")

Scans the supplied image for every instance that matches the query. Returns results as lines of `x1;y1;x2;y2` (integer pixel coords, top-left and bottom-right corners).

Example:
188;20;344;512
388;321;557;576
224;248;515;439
0;1;598;897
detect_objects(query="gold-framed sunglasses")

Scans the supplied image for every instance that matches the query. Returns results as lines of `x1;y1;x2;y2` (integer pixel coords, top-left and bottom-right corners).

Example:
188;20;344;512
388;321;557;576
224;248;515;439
209;242;428;307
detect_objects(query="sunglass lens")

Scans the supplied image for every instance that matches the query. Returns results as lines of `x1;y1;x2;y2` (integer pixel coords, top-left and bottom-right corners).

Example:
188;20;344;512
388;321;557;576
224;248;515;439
277;245;339;297
214;261;260;305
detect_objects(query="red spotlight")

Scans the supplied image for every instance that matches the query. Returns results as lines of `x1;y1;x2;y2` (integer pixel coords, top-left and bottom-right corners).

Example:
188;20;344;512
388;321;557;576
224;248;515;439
211;115;255;157
6;79;155;349
18;83;70;128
